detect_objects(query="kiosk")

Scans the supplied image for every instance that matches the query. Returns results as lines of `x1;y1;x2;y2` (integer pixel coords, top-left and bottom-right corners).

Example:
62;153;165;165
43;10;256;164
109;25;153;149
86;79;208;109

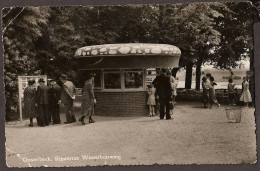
74;43;181;116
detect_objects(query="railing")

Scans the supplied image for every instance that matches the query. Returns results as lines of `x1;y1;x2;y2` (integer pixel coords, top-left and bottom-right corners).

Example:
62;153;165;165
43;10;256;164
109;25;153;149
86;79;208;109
176;88;242;103
77;87;242;104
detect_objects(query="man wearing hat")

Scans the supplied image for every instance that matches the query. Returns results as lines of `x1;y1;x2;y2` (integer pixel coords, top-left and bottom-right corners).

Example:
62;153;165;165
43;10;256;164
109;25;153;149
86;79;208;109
59;74;77;124
49;79;61;124
36;78;50;126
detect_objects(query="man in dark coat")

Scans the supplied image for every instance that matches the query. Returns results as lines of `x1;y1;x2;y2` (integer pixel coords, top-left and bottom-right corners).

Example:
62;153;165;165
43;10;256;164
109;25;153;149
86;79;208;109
49;79;61;124
37;78;50;126
59;74;77;124
152;68;172;120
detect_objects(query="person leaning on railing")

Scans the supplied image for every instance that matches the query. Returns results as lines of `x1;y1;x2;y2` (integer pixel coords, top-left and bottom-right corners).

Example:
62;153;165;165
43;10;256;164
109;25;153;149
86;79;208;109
227;79;236;105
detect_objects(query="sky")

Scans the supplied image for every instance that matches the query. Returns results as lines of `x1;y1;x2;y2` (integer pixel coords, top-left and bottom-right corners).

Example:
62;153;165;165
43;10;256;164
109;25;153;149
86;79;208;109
202;59;250;70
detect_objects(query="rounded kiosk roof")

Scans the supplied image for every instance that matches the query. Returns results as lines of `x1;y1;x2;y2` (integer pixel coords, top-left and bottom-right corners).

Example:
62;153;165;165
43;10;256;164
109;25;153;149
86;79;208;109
74;43;181;58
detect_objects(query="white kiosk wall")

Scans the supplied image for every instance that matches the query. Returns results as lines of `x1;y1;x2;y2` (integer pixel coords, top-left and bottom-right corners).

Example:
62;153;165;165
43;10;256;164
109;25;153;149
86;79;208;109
18;75;47;121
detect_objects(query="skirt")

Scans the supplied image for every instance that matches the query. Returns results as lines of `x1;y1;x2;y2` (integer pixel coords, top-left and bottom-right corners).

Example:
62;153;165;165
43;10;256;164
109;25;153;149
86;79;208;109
147;95;156;105
240;90;252;102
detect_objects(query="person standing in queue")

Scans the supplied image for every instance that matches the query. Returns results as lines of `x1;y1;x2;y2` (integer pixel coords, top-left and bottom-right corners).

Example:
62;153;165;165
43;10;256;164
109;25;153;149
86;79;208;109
49;79;61;124
23;79;37;127
59;74;77;124
79;73;96;125
152;68;172;120
147;83;156;117
166;70;177;115
36;78;50;127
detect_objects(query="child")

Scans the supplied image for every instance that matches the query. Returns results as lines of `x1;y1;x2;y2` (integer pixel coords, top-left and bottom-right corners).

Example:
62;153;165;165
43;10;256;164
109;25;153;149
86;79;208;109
240;77;252;108
147;84;156;117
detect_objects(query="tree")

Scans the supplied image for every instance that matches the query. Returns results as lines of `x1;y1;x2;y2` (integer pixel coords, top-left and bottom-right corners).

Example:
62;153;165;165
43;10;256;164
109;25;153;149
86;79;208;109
33;6;122;86
134;3;226;89
210;2;253;69
3;7;50;120
192;2;254;90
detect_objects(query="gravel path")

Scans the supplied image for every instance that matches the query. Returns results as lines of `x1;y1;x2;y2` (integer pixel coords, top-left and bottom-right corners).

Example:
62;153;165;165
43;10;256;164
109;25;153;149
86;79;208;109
5;103;256;167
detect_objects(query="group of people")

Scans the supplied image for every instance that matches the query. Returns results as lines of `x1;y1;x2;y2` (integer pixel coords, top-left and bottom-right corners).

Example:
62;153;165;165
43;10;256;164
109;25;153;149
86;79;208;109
23;73;96;127
227;76;252;108
146;69;252;119
23;78;62;127
146;68;178;120
202;73;252;109
201;73;221;109
23;69;252;126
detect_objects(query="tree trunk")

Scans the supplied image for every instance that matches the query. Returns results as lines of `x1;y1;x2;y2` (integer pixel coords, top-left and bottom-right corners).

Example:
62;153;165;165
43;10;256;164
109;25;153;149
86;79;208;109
249;52;254;103
195;59;203;91
185;61;193;89
171;67;179;78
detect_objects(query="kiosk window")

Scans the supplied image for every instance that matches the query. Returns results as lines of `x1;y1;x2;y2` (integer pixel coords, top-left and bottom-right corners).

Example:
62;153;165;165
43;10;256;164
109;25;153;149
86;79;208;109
104;72;121;89
124;71;143;89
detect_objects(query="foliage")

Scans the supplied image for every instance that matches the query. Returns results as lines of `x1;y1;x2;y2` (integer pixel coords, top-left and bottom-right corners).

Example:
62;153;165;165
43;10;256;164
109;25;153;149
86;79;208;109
3;7;50;119
210;2;253;69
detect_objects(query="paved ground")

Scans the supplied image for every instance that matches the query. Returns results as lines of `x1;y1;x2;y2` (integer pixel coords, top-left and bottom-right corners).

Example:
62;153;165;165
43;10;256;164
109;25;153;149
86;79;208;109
5;103;256;167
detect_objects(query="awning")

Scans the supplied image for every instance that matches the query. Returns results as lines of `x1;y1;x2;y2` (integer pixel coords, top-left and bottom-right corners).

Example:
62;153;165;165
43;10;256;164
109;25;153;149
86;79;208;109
74;43;181;70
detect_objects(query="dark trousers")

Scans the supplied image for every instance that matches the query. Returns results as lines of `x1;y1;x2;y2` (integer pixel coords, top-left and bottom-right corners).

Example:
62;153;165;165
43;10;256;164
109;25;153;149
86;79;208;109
38;104;49;126
64;100;76;123
202;90;209;108
155;98;160;115
49;103;60;123
228;93;236;105
159;96;171;119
